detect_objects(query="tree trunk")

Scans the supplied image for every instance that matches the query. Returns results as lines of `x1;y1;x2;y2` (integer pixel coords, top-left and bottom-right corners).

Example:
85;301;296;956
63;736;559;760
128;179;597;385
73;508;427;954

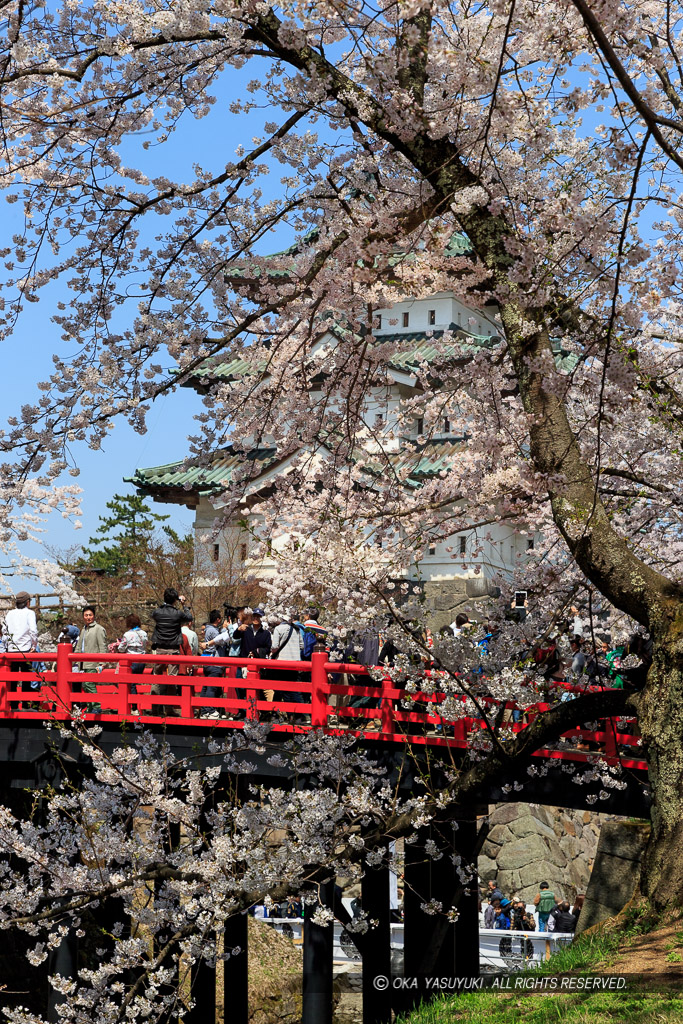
636;634;683;909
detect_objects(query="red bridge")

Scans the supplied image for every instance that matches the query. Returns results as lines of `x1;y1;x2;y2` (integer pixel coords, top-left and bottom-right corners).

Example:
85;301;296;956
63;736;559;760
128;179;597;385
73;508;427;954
0;645;646;772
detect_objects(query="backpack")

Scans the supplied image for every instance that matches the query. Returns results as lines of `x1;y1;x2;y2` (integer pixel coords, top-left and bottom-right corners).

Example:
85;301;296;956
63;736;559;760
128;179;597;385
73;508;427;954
537;890;556;914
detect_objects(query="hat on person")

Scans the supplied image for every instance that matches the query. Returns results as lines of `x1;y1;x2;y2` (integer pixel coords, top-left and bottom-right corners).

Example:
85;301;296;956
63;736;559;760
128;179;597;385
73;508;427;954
500;898;512;908
15;591;30;603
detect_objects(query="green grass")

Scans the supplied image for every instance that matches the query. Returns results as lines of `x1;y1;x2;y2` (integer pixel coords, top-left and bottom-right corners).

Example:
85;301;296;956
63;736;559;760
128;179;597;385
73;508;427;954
398;911;683;1024
530;931;622;973
399;991;683;1024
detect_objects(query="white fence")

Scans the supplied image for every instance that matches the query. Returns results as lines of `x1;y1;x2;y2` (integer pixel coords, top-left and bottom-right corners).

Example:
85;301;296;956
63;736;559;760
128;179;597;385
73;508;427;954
257;917;573;971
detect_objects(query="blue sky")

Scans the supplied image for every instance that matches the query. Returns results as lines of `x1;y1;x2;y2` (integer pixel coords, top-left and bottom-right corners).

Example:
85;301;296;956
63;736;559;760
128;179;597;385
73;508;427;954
0;65;303;591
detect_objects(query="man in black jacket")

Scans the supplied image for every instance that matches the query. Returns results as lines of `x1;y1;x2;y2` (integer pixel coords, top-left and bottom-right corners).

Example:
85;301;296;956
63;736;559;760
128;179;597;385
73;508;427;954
151;588;191;715
552;902;578;933
242;613;272;659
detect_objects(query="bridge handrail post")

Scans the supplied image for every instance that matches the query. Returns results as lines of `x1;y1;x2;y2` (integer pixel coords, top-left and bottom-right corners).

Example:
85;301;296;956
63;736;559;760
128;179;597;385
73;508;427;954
55;643;73;720
603;718;618;758
180;673;193;720
118;656;132;719
245;662;260;720
380;672;394;734
0;653;8;717
311;649;329;729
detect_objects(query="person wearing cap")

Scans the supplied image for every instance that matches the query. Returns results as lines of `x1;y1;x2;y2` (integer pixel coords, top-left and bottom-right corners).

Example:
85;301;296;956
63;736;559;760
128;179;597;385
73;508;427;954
2;592;38;688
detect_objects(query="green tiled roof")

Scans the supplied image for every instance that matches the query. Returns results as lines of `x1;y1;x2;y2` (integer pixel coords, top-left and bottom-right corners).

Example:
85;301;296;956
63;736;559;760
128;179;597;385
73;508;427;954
125;445;278;505
351;440;464;491
184;325;500;388
129;438;463;505
225;231;474;282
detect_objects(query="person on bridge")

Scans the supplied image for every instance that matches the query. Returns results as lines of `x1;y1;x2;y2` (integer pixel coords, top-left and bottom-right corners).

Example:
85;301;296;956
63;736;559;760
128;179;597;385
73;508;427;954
493;901;511;929
533;882;556;931
2;591;39;691
269;612;306;714
150;588;191;716
486;879;505;903
483;898;501;928
181;613;199;657
117;614;148;675
199;609;227;719
73;606;108;702
510;898;536;931
550;901;577;933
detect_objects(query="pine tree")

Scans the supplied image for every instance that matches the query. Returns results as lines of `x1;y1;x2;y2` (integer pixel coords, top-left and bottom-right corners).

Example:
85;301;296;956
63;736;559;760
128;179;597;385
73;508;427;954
77;494;169;577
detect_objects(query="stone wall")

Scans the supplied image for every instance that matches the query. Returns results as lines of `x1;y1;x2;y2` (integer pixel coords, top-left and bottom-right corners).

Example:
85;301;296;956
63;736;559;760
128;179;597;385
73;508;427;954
422;579;499;632
576;821;649;934
478;803;615;904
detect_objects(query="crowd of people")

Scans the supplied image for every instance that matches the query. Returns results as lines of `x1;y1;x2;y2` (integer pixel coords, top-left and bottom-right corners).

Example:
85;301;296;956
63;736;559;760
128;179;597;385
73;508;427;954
0;587;651;731
481;879;584;934
0;588;328;716
445;610;651;691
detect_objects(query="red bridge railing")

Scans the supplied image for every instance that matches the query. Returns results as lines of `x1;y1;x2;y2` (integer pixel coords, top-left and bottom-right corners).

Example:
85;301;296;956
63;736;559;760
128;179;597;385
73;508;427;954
0;646;646;770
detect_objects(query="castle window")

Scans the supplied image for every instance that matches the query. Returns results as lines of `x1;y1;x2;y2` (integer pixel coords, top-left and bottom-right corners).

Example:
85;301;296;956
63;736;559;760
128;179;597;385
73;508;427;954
459;536;466;555
239;543;247;561
212;543;219;562
428;309;436;325
443;416;450;433
416;417;424;435
402;311;410;327
428;542;436;555
527;537;535;550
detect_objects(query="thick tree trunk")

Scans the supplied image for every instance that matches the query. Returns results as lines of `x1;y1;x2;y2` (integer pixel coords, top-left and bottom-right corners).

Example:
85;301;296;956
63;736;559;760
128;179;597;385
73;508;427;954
637;637;683;909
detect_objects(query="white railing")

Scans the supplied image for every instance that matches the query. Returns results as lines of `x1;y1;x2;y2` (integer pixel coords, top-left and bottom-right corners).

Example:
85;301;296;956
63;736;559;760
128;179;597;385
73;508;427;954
258;917;573;970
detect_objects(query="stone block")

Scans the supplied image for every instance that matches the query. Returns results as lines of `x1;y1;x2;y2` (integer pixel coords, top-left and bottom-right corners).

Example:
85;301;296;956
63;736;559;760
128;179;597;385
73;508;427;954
516;859;566;897
508;814;557;842
466;578;494;598
478;855;497;880
497;835;549;872
486;823;514;846
576;822;650;935
489;803;521;826
558;835;582;862
532;806;554;827
497;868;522;897
595;822;651;862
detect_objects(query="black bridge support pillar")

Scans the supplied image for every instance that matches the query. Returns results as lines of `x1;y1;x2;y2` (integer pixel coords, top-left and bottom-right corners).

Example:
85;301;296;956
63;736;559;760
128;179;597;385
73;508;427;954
46;925;78;1024
454;812;481;980
302;879;334;1024
185;930;217;1024
402;813;483;1011
223;913;249;1024
361;858;392;1024
402;825;432;1011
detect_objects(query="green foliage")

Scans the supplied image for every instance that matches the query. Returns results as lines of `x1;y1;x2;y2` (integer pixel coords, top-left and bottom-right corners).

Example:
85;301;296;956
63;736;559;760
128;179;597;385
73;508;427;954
74;494;170;576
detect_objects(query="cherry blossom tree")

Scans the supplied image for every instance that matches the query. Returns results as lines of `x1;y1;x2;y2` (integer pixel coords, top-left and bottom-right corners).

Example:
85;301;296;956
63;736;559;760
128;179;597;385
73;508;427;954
0;2;683;1005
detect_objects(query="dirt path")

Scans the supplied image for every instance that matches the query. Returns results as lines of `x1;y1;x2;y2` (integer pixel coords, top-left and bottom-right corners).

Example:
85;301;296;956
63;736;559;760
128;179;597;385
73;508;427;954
609;920;683;980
